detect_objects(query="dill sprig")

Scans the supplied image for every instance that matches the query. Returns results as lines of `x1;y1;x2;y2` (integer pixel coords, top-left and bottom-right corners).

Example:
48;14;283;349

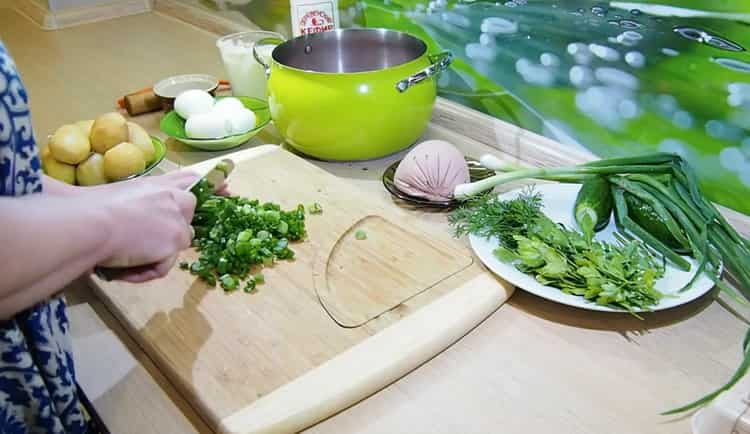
448;188;542;249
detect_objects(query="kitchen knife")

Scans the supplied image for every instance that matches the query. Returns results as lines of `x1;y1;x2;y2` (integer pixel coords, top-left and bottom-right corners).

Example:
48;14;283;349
93;159;235;282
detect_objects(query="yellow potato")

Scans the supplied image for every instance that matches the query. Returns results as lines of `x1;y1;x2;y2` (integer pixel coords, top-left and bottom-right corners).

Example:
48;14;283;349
127;121;155;165
75;119;94;137
49;124;91;164
76;153;108;186
90;112;128;154
103;142;145;181
39;144;51;160
42;154;76;185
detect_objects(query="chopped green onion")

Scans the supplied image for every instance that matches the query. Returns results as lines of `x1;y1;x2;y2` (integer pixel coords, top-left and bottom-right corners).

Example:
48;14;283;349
278;220;289;235
243;279;256;293
454;164;673;199
184;178;307;293
237;230;253;242
309;203;323;214
220;274;238;291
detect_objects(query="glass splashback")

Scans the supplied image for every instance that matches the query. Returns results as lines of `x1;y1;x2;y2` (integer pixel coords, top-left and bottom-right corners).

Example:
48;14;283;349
196;0;750;215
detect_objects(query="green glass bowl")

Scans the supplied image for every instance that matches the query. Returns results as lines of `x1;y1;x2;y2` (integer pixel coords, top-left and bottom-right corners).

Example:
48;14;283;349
159;96;271;151
118;136;167;182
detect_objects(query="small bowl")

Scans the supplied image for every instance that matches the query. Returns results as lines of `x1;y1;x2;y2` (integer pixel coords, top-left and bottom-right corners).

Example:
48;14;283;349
153;74;220;112
159;96;271;151
382;156;495;209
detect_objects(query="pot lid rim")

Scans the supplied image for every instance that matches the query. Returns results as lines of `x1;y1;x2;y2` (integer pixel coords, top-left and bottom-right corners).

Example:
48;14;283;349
271;28;430;74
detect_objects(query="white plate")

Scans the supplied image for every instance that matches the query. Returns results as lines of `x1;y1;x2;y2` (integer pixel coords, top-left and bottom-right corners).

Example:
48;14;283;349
469;183;715;313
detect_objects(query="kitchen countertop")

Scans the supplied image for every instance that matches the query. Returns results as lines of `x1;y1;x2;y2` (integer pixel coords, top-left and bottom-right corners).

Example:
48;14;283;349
2;7;749;434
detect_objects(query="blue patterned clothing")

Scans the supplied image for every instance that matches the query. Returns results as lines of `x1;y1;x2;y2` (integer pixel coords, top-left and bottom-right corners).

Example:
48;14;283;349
0;41;87;433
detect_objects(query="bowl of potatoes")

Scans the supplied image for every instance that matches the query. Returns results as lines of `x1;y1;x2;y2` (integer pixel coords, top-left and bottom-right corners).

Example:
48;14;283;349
42;112;166;186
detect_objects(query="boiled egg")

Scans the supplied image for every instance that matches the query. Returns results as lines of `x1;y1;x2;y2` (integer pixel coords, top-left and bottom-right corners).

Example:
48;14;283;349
212;97;245;115
174;89;214;120
225;108;256;135
185;112;229;139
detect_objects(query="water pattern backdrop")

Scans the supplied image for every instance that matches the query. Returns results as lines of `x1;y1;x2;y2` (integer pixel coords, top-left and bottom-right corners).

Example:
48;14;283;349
201;0;750;215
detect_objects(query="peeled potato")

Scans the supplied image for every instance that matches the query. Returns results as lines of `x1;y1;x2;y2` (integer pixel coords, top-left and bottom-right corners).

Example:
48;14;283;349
42;154;76;185
76;153;108;186
75;119;94;138
49;124;90;164
90;112;128;154
103;142;145;181
127;121;155;165
40;144;51;160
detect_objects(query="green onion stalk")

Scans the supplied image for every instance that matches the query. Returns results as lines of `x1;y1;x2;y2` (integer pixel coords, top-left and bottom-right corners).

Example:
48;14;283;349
455;152;750;414
454;164;673;199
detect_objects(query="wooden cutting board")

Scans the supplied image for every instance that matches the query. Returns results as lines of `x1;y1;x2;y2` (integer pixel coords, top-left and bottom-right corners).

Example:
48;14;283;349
91;145;513;434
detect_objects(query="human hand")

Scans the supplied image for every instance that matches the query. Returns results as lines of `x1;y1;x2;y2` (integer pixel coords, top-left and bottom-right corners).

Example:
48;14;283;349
102;254;180;283
47;168;230;197
96;181;197;277
152;170;230;196
45;168;201;193
136;170;202;191
110;170;231;282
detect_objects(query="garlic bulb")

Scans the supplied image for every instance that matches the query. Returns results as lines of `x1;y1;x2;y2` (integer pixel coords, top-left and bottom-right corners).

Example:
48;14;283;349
393;140;469;202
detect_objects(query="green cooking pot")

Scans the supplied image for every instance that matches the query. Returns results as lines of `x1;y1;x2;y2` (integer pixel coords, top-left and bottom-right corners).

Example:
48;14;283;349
254;28;452;161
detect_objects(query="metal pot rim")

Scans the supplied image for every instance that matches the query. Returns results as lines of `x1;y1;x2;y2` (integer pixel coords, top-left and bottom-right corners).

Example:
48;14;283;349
271;28;429;75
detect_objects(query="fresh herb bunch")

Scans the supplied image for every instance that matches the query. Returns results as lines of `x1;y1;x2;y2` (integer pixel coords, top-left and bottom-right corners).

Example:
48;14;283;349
182;179;306;292
453;153;750;414
449;188;542;249
450;189;664;312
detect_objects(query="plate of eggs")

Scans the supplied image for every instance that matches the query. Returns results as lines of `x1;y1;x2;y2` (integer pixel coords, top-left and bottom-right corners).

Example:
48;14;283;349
160;90;271;151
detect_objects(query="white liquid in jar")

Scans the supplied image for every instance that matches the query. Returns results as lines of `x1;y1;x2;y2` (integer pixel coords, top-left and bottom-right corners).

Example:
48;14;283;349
219;42;275;99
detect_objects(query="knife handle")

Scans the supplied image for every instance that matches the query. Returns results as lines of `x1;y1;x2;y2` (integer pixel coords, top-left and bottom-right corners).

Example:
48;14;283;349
93;266;134;282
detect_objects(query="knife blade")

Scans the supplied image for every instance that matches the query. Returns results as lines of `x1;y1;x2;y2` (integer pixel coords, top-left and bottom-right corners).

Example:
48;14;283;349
93;159;235;282
188;158;235;193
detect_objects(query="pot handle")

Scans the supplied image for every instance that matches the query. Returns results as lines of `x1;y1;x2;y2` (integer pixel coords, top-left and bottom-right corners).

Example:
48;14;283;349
395;51;453;93
252;36;285;77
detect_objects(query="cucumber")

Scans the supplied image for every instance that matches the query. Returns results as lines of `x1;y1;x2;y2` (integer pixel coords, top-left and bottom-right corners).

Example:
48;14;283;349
574;176;613;240
624;193;690;254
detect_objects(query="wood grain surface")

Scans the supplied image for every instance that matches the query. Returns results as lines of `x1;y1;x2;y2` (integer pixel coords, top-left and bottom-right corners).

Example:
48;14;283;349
68;301;212;434
90;146;511;433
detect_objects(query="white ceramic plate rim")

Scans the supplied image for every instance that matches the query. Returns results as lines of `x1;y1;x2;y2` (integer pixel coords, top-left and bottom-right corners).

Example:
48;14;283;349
468;183;715;313
153;74;219;98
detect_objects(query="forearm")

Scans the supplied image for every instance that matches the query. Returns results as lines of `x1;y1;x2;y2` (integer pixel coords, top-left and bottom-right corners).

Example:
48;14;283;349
42;175;76;195
0;194;114;318
0;253;99;319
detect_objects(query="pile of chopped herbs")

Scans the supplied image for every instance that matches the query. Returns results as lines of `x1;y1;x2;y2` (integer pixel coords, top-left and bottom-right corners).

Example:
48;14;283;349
449;189;665;312
181;179;307;292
